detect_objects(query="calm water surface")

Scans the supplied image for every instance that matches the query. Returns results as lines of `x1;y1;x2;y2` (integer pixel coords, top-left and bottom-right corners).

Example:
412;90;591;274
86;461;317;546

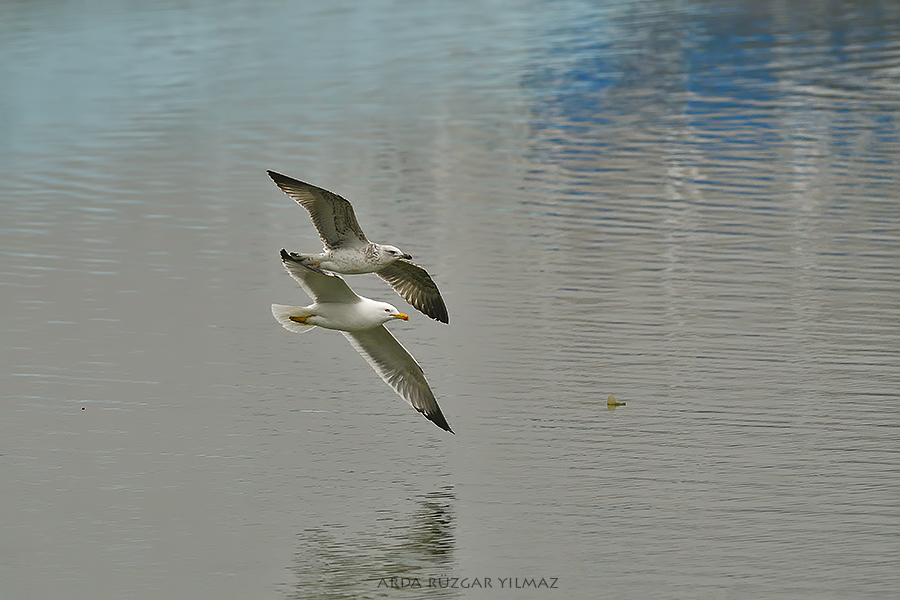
2;1;899;598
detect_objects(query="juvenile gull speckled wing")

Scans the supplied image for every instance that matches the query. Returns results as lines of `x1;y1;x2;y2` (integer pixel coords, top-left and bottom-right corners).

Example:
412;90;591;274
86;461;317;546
268;170;369;250
376;261;449;325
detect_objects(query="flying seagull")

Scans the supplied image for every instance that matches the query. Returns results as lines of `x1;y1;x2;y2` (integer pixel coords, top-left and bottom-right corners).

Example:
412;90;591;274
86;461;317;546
272;249;453;433
268;170;449;324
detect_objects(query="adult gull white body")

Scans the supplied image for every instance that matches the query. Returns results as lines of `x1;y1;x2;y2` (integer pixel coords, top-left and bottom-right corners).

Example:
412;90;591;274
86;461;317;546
272;249;453;433
268;170;449;324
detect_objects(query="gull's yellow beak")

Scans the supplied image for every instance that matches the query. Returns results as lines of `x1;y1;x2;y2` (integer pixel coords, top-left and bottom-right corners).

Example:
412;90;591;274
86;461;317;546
394;313;409;321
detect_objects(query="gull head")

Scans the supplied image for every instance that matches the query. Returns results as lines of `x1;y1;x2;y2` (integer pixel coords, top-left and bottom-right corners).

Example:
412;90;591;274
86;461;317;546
369;301;409;325
378;244;413;262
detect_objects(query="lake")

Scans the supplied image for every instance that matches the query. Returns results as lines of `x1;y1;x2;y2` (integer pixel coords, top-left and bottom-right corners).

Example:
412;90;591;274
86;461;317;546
1;1;899;598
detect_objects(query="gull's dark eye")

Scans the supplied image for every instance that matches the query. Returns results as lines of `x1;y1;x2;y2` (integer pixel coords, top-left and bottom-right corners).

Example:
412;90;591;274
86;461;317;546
384;308;391;313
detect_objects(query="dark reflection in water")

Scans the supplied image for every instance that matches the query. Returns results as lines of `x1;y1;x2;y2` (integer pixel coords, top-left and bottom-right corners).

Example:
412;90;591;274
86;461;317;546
289;488;457;599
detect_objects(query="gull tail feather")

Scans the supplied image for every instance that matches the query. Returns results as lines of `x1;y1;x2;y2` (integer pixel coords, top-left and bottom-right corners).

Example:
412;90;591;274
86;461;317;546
271;304;315;333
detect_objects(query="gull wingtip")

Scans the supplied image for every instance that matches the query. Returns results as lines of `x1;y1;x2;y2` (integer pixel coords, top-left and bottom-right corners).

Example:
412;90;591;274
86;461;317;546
428;412;454;434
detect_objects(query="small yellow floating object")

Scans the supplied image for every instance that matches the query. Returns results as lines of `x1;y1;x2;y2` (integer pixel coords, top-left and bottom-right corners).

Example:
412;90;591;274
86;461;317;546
607;395;625;409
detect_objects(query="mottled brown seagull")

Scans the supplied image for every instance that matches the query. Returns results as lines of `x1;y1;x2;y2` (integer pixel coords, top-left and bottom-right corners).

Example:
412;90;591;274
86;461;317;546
268;170;449;323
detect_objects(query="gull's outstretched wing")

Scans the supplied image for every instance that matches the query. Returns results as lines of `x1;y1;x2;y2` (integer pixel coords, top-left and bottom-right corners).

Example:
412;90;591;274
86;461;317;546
376;260;449;324
343;327;453;433
268;171;369;250
280;249;360;304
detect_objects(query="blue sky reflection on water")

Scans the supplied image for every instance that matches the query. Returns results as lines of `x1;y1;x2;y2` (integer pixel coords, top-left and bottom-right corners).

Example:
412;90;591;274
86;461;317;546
524;1;899;157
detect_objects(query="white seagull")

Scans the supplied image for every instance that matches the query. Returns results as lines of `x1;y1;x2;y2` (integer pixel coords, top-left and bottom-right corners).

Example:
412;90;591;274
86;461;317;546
272;249;453;433
268;170;449;324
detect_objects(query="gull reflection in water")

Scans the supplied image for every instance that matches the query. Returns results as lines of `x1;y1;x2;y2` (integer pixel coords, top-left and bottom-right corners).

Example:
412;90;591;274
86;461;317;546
288;487;456;598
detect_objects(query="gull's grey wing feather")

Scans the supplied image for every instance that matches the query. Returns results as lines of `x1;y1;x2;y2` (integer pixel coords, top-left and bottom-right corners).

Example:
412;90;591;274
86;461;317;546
342;327;453;433
280;249;360;304
268;171;369;249
376;260;449;324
